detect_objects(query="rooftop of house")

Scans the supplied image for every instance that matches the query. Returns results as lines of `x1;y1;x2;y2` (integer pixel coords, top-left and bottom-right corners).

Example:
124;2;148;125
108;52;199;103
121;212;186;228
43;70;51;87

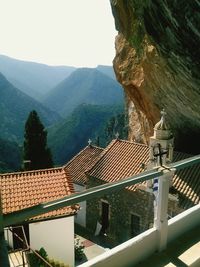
87;139;200;208
0;167;78;222
64;144;104;186
2;153;200;267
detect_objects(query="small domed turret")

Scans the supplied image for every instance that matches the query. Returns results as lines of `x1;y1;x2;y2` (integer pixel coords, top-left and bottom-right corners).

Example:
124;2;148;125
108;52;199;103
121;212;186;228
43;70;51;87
154;109;172;140
147;108;174;189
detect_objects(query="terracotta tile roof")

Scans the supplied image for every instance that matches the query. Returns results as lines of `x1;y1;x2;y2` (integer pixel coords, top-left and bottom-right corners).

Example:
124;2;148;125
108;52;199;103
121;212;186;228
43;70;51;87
87;139;200;208
64;145;104;185
172;151;200;208
88;139;149;191
0;167;78;222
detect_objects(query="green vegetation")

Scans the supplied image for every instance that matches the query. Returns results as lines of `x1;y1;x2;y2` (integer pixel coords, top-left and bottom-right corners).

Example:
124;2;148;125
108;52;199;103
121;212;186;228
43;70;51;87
43;68;124;116
23;110;53;170
48;104;125;165
0;72;60;143
101;112;128;145
0;58;126;171
74;236;85;262
28;247;48;267
0;137;21;173
28;247;70;267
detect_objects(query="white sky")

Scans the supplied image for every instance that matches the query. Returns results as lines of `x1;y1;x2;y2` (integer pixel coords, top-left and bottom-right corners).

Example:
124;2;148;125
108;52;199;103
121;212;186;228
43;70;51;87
0;0;117;67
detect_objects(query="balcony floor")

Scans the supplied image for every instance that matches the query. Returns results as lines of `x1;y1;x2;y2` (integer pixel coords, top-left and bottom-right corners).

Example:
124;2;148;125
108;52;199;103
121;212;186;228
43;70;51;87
134;224;200;267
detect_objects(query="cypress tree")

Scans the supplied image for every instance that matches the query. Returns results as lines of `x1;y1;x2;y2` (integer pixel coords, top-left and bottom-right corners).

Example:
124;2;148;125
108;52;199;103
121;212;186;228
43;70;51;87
23;110;53;170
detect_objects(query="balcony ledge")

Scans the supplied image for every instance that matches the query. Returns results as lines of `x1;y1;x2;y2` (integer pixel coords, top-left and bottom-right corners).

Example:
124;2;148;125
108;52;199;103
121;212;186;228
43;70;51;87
79;204;200;267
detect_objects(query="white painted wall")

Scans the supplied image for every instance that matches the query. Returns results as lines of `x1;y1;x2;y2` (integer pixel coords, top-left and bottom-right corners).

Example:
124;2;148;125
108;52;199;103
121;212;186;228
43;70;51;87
74;183;86;227
29;216;74;267
79;204;200;267
4;228;13;248
168;203;200;243
79;228;158;267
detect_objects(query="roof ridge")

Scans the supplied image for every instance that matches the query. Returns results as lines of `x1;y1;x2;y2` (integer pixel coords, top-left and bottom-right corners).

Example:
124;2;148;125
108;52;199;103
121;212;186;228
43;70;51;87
91;145;104;150
0;166;63;177
117;138;149;147
63;145;103;169
85;139;119;175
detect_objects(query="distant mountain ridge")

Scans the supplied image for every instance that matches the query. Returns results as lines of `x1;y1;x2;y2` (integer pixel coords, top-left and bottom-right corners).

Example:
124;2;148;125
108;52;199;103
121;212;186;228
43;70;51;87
48;103;124;164
0;55;76;100
0;72;60;142
43;68;124;116
0;55;125;171
96;65;116;80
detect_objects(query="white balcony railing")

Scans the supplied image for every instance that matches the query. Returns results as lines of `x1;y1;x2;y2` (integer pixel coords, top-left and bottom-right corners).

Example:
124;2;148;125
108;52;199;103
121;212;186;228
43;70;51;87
1;154;200;267
78;203;200;267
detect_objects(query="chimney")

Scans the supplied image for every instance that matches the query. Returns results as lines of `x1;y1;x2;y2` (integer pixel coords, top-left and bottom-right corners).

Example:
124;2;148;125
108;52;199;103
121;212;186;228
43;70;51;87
23;160;31;171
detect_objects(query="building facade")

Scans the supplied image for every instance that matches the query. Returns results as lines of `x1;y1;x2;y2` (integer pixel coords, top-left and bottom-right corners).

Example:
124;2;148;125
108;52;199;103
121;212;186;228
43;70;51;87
85;111;199;245
64;142;103;227
1;167;78;267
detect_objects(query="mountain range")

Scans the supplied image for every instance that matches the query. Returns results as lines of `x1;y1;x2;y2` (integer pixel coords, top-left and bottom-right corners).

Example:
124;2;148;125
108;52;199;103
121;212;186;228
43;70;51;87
96;65;116;80
0;55;125;171
48;103;124;165
0;72;60;142
0;55;76;100
43;68;124;116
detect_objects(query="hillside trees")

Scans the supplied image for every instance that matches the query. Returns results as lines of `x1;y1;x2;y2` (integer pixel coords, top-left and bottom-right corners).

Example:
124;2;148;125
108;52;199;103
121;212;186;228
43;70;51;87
0;138;21;172
23;110;53;170
48;104;124;165
102;112;128;145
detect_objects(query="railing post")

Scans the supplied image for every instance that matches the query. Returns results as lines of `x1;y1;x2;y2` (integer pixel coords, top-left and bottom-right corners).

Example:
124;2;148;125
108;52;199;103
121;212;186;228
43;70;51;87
154;168;175;251
0;195;10;267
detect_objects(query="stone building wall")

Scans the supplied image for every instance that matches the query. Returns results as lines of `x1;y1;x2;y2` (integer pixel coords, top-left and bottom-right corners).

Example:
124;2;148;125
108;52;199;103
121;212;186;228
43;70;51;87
86;176;154;245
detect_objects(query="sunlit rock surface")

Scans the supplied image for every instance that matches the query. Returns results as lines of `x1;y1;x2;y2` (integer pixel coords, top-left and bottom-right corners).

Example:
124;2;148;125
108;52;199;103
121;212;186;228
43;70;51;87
111;0;200;154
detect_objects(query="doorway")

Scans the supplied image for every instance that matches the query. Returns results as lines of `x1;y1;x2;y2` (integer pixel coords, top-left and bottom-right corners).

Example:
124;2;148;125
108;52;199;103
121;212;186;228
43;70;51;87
100;201;109;235
130;214;140;237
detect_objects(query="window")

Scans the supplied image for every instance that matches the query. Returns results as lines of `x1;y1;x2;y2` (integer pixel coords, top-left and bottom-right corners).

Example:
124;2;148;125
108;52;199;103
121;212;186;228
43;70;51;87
13;225;30;250
130;214;140;237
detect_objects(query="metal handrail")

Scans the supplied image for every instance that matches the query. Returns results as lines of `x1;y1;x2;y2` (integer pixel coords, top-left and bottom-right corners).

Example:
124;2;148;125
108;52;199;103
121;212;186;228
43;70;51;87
1;154;200;267
3;154;200;227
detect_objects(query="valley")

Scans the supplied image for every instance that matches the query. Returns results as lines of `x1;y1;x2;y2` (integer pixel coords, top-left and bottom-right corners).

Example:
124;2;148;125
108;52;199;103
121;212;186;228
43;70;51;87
0;55;126;172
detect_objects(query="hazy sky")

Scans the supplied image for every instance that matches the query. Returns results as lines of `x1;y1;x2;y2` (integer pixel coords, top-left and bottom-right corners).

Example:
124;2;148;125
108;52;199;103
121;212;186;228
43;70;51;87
0;0;117;67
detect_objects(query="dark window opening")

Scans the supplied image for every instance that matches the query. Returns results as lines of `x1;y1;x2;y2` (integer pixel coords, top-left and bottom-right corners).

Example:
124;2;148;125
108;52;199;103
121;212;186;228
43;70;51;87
131;214;140;237
100;201;109;235
13;224;30;250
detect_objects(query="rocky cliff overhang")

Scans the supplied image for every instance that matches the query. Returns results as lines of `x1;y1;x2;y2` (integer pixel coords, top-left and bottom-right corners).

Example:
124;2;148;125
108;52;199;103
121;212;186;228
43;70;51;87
110;0;200;154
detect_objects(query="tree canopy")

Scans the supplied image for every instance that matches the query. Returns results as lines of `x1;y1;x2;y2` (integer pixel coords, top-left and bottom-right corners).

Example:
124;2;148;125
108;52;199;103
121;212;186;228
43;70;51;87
23;110;53;170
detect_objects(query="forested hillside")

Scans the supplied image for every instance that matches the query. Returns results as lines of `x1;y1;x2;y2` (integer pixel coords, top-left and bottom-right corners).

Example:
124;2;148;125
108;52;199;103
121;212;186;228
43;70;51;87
0;137;21;172
0;72;60;142
0;55;76;100
0;55;126;171
43;68;124;116
48;104;124;165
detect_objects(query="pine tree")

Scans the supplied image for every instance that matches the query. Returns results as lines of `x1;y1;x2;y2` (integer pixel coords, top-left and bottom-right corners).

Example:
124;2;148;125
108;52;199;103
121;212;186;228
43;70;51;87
23;110;53;170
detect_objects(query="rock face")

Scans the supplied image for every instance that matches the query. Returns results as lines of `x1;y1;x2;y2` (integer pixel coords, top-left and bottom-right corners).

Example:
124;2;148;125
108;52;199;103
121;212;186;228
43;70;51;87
110;0;200;154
